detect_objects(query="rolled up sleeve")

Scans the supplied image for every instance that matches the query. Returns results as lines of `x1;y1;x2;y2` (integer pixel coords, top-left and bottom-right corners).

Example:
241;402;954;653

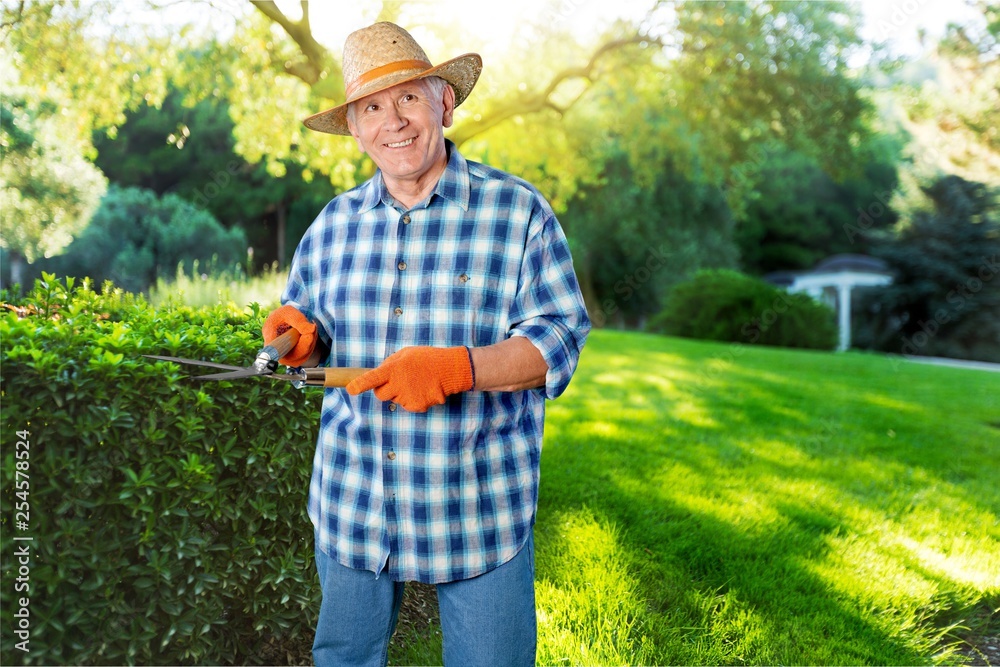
509;207;590;399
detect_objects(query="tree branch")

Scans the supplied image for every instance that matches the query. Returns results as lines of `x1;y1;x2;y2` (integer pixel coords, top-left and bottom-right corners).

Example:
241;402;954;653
449;34;657;146
252;0;332;86
0;0;27;36
252;0;295;38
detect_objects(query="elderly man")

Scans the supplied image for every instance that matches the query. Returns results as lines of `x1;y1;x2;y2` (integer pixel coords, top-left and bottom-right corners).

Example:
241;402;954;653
263;22;590;666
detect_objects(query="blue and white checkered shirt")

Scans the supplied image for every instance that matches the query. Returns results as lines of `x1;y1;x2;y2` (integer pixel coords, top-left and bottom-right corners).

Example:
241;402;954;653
282;141;590;583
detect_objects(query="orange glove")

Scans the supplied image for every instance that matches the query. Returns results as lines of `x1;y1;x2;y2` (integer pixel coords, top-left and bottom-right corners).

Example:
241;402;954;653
346;346;474;413
262;305;318;367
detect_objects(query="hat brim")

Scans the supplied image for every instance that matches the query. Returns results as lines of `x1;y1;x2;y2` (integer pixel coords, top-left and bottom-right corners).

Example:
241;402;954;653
302;53;482;136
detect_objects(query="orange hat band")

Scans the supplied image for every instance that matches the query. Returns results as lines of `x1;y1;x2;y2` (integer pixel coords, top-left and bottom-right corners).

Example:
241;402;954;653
344;59;433;100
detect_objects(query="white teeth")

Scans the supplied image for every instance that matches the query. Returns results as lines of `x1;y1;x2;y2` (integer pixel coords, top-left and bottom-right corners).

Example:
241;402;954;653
386;138;414;148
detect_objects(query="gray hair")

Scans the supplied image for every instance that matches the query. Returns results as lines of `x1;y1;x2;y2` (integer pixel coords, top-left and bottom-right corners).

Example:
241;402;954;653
346;76;451;126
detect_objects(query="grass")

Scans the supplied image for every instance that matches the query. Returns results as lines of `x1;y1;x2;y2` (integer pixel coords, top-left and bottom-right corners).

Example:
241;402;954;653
147;261;285;310
387;329;999;666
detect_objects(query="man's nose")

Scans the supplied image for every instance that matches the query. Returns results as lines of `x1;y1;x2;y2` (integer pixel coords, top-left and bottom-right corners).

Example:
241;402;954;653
383;103;407;131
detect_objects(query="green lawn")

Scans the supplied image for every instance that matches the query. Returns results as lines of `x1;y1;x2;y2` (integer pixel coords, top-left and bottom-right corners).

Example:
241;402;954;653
390;330;999;665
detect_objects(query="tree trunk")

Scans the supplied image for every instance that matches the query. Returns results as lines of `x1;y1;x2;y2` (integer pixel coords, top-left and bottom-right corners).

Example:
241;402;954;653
575;257;602;328
276;202;287;271
8;251;26;293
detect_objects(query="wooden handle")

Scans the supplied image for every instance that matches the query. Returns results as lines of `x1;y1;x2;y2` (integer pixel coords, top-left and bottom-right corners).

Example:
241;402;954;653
321;367;370;388
261;328;300;361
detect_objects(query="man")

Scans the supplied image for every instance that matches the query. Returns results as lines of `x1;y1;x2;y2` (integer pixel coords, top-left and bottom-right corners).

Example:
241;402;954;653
263;22;590;666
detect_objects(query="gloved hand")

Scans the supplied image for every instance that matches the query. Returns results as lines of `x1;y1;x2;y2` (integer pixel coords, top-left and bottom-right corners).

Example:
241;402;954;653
262;305;318;367
346;346;474;412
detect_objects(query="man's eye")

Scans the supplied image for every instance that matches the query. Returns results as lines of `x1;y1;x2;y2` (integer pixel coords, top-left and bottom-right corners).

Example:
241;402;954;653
365;104;380;113
401;94;416;102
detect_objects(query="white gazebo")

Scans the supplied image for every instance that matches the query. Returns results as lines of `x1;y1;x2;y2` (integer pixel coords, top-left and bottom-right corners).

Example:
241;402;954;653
766;254;894;352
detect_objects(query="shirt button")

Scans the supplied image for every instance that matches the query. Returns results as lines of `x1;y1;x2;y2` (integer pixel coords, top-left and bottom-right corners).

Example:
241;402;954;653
388;403;397;412
394;307;403;316
397;261;407;271
402;214;411;224
387;451;396;460
459;273;469;283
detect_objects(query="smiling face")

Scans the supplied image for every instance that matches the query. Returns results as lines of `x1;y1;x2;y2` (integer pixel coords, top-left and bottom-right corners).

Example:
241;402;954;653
347;77;456;207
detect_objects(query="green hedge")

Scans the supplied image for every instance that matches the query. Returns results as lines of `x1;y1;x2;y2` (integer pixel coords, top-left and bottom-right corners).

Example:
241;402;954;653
1;276;320;665
648;269;838;350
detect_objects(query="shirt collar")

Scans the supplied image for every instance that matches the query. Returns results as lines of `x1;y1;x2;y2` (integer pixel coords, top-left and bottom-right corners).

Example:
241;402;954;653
431;140;471;211
359;140;470;213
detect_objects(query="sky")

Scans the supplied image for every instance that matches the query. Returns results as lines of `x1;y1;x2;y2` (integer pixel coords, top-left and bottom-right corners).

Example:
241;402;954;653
120;0;987;69
266;0;656;58
265;0;985;61
853;0;984;58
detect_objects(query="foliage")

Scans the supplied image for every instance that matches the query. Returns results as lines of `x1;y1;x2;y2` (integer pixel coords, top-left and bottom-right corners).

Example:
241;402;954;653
92;84;338;266
44;185;247;294
875;0;1000;217
0;95;107;287
736;143;901;275
91;86;263;216
453;16;660;211
0;0;186;289
648;269;838;350
854;175;1000;363
0;0;171;146
4;0;902;313
0;276;321;665
390;329;1000;664
668;0;875;209
932;0;1000;156
564;150;738;327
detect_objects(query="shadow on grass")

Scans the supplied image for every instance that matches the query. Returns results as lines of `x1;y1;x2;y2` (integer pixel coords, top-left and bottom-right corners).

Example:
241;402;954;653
562;331;1000;510
533;330;999;665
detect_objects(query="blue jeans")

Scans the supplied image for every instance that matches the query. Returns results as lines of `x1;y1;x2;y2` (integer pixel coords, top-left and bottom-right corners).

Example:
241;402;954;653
312;533;536;667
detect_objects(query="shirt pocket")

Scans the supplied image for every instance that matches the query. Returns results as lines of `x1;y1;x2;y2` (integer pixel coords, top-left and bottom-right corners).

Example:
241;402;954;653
418;268;511;345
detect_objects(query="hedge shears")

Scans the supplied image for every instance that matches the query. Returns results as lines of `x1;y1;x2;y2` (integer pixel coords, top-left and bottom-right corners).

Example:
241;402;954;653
144;329;369;388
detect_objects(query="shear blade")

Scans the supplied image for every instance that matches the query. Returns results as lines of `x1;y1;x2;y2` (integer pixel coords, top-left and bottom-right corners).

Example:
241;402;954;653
188;368;266;381
143;354;245;372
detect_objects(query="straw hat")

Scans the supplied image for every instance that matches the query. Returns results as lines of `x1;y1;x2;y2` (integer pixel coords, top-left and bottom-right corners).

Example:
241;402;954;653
303;22;483;136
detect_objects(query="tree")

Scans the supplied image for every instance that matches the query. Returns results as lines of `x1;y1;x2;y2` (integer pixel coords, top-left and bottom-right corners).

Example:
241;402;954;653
5;0;882;222
1;0;172;148
564;149;738;327
0;97;107;289
936;0;999;158
92;84;337;267
735;143;901;275
875;0;1000;219
46;185;248;294
1;0;175;288
855;175;1000;363
667;0;876;210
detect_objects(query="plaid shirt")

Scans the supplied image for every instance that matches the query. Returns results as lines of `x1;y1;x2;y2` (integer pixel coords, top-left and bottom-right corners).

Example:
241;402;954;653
282;142;590;583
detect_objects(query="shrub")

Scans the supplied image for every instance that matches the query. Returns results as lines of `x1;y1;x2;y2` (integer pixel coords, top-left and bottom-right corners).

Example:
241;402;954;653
648;269;838;350
44;185;248;294
0;276;320;665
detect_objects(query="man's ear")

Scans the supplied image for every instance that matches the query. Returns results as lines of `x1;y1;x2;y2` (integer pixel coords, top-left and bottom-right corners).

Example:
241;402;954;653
441;83;456;129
